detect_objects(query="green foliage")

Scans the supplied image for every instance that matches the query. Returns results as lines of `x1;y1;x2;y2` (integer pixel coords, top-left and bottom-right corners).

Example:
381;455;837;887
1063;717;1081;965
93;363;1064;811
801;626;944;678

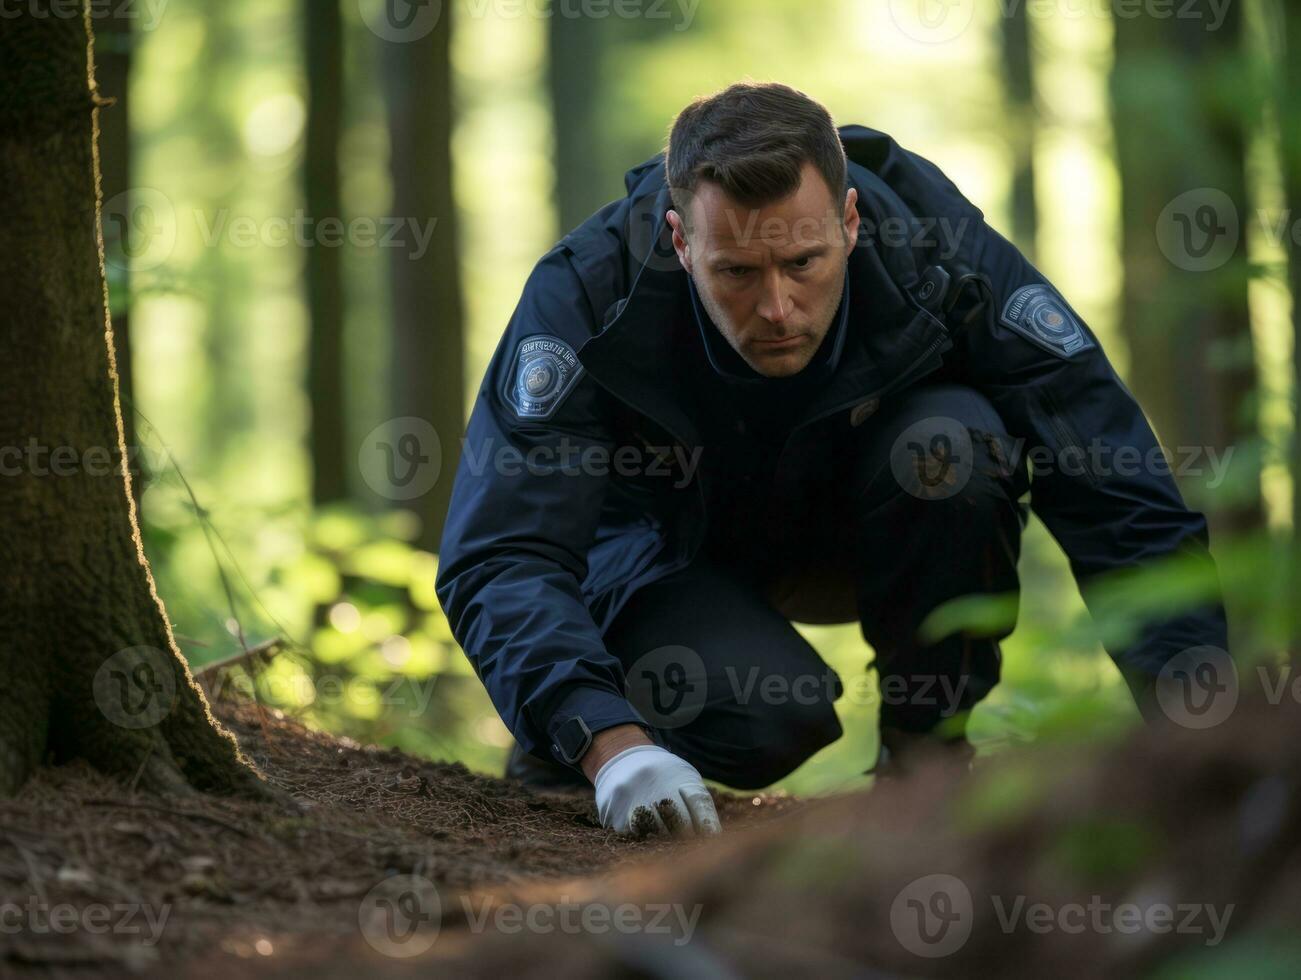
1153;933;1301;980
1041;818;1162;886
142;467;512;778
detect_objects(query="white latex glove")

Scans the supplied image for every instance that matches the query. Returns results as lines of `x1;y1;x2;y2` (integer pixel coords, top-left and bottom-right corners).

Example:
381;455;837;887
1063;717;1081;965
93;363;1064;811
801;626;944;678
593;744;722;838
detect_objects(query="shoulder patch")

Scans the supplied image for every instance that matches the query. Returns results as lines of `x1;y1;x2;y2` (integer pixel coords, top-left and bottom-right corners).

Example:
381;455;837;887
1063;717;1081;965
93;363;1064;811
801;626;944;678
504;334;585;421
999;284;1096;359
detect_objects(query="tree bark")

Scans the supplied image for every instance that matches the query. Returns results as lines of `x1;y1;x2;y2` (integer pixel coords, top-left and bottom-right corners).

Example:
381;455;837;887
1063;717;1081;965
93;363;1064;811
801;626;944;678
94;3;143;510
0;4;264;798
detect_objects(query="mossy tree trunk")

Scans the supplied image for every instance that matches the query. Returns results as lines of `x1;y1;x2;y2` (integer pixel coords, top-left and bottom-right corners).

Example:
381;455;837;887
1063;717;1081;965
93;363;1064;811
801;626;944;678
0;5;265;798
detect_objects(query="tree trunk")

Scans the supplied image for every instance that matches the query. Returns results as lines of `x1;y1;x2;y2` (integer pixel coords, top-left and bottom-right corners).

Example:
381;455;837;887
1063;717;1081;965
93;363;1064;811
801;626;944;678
304;0;348;506
382;9;465;551
1278;1;1301;656
94;3;143;510
1110;1;1262;535
196;4;249;464
0;5;264;798
1000;0;1038;260
548;10;608;235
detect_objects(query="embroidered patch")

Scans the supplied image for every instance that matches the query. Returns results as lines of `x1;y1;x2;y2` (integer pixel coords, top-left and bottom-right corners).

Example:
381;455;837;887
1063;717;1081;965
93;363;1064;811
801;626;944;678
504;335;584;421
999;284;1096;359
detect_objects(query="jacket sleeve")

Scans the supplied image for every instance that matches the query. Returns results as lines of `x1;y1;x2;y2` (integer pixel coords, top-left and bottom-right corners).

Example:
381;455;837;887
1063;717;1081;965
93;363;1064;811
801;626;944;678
435;244;649;762
955;221;1229;711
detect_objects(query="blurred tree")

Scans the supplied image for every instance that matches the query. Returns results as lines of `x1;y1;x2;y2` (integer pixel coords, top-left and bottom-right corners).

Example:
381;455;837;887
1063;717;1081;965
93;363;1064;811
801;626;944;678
1276;0;1301;654
548;8;680;232
548;9;608;234
382;7;464;551
1000;0;1038;259
0;5;264;798
303;0;348;505
195;2;249;466
1110;0;1262;534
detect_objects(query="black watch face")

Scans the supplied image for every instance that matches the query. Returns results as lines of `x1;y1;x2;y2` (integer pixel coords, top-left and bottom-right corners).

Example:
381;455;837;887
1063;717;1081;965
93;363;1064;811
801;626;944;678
553;717;591;763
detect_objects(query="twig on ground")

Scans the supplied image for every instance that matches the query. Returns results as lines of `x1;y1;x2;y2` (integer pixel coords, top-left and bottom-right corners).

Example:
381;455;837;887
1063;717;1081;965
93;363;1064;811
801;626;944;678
82;799;255;839
193;637;285;686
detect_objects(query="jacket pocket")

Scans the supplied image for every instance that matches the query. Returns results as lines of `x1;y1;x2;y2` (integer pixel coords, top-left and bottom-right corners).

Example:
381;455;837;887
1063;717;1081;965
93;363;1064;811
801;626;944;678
1032;385;1100;487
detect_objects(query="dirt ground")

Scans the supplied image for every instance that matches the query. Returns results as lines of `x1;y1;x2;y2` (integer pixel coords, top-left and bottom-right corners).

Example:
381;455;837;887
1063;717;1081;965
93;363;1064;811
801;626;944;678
0;688;796;978
5;681;1301;978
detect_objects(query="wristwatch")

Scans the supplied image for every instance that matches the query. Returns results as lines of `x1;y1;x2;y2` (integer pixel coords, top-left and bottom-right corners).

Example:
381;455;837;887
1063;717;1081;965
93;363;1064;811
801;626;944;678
551;715;594;765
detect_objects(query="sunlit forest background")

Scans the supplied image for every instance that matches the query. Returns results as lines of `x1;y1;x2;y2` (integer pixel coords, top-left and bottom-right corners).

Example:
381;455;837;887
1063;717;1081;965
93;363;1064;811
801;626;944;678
98;0;1300;795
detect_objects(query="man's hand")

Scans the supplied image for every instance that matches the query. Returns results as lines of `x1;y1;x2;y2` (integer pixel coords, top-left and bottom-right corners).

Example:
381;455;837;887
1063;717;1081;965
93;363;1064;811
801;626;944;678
588;741;722;838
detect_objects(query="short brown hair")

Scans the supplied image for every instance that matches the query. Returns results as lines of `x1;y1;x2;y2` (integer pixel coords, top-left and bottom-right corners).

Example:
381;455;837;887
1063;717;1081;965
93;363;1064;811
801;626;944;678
665;82;847;229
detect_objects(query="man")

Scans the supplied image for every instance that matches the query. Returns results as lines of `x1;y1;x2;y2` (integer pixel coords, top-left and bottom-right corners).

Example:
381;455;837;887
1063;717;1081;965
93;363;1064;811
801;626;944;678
436;82;1228;838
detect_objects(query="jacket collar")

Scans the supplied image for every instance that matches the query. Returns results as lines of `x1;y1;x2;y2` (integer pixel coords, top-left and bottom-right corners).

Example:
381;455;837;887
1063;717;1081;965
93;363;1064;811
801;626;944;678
576;183;949;450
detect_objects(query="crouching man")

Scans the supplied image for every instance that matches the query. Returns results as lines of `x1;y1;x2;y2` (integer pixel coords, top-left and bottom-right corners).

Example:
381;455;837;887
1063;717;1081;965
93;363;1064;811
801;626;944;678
436;82;1228;838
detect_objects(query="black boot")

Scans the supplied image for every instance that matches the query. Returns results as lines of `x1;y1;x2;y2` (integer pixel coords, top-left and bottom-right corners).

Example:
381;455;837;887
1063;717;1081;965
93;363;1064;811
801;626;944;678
867;725;976;781
504;742;591;792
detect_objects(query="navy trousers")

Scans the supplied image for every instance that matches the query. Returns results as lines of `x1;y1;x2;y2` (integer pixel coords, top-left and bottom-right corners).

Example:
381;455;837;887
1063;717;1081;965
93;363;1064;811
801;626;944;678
602;384;1031;790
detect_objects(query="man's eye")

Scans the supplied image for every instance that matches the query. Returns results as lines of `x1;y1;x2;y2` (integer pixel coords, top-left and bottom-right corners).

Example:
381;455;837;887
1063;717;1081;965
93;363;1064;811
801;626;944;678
791;256;813;270
724;266;751;278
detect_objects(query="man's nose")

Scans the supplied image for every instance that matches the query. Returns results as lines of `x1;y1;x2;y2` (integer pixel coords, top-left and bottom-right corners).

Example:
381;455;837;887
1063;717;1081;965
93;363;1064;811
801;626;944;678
756;269;789;323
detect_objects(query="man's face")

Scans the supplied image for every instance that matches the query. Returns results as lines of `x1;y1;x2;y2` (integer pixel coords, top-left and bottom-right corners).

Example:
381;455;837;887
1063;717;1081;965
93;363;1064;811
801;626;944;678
667;161;860;378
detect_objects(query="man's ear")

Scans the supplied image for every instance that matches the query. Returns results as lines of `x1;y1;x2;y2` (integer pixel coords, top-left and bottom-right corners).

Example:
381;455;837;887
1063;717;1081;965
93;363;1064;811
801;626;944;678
666;209;692;274
842;188;860;256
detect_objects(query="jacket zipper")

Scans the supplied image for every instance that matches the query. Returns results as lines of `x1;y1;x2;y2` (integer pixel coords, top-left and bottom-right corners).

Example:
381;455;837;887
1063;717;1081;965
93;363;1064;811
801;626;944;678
590;315;949;573
1038;387;1099;487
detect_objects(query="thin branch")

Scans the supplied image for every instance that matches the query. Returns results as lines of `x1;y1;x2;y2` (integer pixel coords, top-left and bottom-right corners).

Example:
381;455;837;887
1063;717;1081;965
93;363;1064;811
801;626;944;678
82;799;253;838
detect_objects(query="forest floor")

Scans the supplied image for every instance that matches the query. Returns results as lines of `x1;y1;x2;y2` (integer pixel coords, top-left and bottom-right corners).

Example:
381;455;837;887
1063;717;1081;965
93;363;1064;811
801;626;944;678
0;689;797;979
5;680;1301;978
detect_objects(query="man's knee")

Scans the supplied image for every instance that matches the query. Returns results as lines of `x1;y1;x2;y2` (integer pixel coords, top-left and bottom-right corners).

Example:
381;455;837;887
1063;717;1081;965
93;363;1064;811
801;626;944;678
723;697;844;790
854;384;1026;518
729;745;840;791
677;666;845;790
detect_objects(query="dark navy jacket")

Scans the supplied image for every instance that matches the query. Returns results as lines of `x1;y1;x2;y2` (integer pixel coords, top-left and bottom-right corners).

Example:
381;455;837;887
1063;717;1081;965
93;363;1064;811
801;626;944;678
436;125;1229;763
